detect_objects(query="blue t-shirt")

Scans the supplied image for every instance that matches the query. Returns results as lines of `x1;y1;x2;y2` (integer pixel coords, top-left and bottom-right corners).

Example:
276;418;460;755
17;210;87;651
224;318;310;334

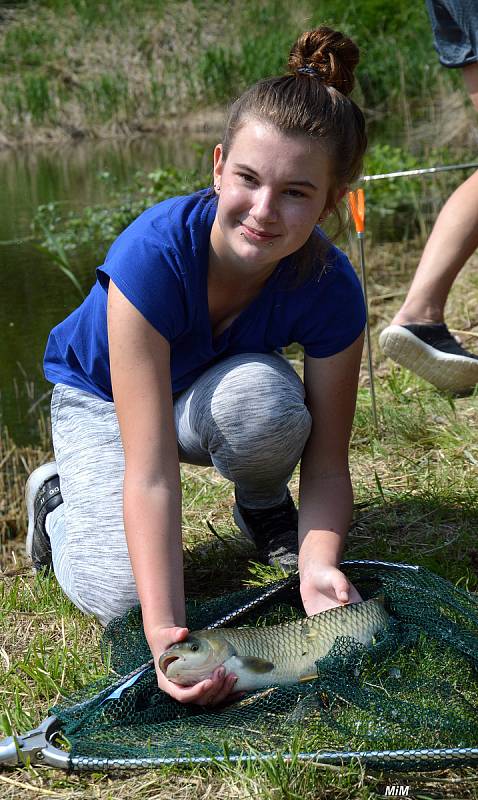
44;190;366;401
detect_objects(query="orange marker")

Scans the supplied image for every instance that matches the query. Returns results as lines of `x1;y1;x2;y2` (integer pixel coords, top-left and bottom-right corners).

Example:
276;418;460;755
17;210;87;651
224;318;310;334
348;187;365;235
348;189;378;430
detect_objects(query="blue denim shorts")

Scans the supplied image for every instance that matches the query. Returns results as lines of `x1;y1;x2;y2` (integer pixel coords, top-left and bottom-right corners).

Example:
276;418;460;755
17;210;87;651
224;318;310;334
426;0;478;68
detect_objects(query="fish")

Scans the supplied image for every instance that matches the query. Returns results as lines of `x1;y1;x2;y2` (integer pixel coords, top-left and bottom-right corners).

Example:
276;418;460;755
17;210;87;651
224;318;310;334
158;597;390;692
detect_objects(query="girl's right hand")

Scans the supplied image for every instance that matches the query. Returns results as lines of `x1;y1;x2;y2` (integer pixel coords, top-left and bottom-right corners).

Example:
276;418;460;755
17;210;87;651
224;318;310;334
149;625;238;706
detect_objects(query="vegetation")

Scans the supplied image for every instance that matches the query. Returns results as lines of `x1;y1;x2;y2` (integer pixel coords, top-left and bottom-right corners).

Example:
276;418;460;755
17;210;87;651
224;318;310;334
32;166;210;294
0;0;463;146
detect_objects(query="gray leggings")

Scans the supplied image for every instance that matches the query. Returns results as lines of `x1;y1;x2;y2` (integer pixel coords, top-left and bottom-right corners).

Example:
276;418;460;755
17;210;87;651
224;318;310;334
49;352;312;625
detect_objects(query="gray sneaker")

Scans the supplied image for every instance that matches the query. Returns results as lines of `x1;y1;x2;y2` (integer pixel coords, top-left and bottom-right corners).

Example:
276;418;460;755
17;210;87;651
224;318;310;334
379;323;478;391
233;490;299;573
25;462;62;571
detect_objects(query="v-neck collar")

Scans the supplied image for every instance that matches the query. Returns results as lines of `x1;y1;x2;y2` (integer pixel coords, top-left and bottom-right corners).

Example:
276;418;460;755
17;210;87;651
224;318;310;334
202;255;289;352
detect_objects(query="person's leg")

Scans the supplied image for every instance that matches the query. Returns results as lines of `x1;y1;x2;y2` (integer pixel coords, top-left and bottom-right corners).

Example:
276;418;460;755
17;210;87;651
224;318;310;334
28;355;310;622
379;166;478;390
174;352;312;568
45;385;138;626
463;61;478;111
380;5;478;390
391;168;478;326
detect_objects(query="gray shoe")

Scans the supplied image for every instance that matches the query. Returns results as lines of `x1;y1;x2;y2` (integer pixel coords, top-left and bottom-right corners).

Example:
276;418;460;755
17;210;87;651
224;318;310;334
233;491;299;573
379;323;478;391
25;462;62;571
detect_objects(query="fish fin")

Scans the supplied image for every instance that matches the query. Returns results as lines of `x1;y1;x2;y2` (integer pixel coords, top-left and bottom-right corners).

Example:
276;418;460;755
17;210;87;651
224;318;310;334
304;627;319;639
299;671;319;683
374;593;386;606
236;656;275;674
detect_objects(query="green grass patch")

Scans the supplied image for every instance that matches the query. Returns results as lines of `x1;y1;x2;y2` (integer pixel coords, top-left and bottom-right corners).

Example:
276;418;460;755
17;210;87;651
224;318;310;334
0;572;105;735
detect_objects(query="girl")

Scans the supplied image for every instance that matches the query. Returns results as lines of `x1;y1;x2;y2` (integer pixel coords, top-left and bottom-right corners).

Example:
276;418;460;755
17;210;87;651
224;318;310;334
26;25;367;707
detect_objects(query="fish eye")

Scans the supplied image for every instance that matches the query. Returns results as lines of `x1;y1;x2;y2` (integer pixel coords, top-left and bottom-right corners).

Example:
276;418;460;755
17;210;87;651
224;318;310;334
190;643;199;652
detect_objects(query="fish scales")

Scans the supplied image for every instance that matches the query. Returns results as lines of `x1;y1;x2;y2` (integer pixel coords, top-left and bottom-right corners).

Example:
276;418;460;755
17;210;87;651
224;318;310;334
159;597;390;691
219;600;389;683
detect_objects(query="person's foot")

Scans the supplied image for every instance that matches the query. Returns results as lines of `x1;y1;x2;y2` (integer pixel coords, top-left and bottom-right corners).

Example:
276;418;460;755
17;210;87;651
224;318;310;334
25;462;62;571
379;323;478;391
233;490;298;572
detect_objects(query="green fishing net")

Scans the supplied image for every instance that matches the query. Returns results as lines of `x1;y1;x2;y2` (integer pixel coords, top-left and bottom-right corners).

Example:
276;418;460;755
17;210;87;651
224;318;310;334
50;560;478;771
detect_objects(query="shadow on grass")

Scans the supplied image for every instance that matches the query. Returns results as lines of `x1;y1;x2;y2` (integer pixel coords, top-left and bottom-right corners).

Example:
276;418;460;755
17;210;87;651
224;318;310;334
348;492;478;589
180;488;478;601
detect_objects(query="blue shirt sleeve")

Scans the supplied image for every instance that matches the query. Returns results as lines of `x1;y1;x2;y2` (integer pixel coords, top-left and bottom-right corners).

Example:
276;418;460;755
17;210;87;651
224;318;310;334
294;251;366;358
97;235;187;343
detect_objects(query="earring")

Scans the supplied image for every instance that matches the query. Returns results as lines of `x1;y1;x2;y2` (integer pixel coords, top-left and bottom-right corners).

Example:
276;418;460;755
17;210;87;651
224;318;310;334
214;184;220;192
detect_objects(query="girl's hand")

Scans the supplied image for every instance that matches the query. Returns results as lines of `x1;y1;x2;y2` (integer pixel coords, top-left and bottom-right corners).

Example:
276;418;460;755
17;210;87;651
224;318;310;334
299;564;362;616
149;625;239;706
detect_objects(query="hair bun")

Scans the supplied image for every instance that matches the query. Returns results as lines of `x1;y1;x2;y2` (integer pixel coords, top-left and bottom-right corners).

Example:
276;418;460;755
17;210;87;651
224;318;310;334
288;26;360;96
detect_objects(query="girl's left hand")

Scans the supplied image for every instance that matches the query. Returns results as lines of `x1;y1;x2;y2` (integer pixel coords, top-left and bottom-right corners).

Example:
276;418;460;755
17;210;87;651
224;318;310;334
299;564;362;616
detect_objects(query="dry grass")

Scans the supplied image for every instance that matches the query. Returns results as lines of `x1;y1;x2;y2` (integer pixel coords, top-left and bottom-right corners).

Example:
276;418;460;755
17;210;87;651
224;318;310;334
0;1;230;147
0;421;51;575
0;763;372;800
0;0;466;153
1;757;478;799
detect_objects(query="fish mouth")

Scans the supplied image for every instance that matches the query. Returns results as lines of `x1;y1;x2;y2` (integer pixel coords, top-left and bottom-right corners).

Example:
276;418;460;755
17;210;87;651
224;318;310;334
159;654;181;674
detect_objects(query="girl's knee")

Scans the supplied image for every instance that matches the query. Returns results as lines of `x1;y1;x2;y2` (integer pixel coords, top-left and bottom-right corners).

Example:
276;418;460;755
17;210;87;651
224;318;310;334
211;358;311;447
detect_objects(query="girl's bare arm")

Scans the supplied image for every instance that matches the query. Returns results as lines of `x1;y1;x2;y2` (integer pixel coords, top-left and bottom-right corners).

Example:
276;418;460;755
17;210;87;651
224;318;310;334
298;333;364;614
107;281;237;704
108;279;184;631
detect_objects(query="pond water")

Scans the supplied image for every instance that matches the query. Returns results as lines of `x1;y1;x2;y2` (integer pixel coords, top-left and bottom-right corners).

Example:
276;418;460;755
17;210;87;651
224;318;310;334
0;134;216;444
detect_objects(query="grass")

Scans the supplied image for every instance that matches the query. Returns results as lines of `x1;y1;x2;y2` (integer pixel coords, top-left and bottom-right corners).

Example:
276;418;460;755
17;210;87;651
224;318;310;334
1;227;478;796
0;0;465;147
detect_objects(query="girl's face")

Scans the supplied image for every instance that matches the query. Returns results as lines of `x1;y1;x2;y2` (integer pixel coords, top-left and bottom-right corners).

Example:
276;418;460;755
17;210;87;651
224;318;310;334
211;119;340;279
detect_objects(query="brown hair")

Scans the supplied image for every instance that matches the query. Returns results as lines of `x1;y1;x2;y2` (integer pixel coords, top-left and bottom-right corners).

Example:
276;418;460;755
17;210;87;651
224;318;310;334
220;26;367;283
